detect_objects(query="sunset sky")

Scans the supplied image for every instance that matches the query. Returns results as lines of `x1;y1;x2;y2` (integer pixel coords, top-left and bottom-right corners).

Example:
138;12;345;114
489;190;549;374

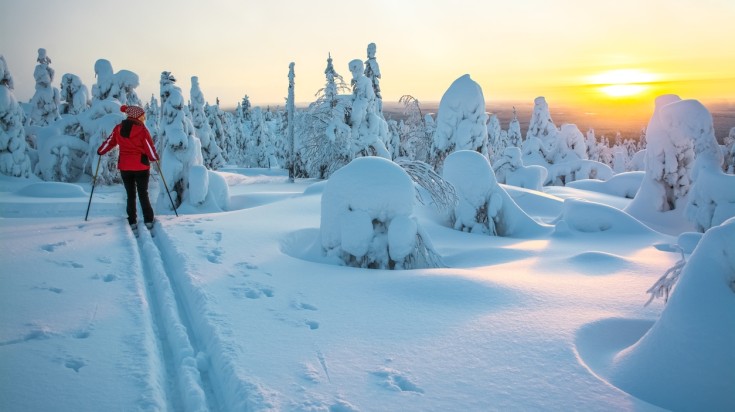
2;0;734;112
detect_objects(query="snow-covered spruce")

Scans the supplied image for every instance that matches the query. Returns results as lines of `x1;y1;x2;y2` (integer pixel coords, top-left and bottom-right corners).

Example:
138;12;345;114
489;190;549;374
59;73;90;116
347;59;390;160
190;76;224;170
27;48;60;127
522;96;557;166
626;94;691;219
299;54;352;179
667;99;735;232
158;72;229;211
609;217;735;412
320;157;442;269
443;150;550;237
430;74;488;172
0;55;32;178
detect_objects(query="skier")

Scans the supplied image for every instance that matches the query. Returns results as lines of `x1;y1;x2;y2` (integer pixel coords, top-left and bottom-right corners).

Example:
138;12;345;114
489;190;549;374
97;105;159;234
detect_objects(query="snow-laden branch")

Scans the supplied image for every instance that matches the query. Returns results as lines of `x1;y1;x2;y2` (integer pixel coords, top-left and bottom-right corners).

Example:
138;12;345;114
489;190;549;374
645;245;687;306
396;159;457;214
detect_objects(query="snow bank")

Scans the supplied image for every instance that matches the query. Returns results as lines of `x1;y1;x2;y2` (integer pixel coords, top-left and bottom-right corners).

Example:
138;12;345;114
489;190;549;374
566;172;644;199
609;217;735;411
16;182;86;198
554;198;658;236
320;157;441;269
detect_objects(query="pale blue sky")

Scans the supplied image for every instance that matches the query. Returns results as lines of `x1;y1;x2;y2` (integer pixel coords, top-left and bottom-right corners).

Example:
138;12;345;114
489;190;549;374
2;0;734;109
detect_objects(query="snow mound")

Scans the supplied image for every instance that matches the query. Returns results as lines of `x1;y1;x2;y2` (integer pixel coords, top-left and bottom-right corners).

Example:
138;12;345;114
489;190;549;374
566;172;644;199
554;198;657;236
609;217;735;411
567;251;632;275
16;182;87;198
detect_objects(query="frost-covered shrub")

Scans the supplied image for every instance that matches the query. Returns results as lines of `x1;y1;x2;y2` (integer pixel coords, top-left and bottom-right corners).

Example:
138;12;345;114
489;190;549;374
430;74;488;172
609;217;735;411
443;150;549;237
320;157;441;269
493;147;547;191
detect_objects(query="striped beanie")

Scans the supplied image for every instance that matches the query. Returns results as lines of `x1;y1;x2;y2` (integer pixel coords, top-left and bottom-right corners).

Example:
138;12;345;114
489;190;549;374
120;105;145;119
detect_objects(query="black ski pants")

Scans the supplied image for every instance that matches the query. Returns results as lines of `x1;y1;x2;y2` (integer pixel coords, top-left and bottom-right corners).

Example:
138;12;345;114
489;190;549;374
120;169;154;225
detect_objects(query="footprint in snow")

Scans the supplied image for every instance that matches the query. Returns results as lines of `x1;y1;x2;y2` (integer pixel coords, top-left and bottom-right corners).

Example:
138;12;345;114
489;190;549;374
231;282;274;299
64;357;86;372
41;241;67;252
50;260;84;269
371;367;424;393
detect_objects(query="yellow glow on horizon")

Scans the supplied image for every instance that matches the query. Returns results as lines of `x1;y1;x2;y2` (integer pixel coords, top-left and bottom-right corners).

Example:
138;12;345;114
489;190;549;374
599;84;649;97
586;69;659;99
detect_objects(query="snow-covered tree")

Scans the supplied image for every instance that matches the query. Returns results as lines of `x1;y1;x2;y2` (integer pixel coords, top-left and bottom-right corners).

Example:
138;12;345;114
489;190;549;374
526;96;558;144
397;95;430;162
28;48;60;127
320;157;442;269
286;62;295;180
364;43;382;114
669;100;735;232
249;107;277;167
158;71;207;209
144;95;161;153
626;94;693;218
724;126;735;174
347;58;390;160
59;73;90;115
0;55;32;177
507;107;522;148
430;74;488;172
206;99;235;164
190;76;224;170
443;150;549;237
487;113;503;159
300;55;352;178
90;60;141;106
555;123;588;162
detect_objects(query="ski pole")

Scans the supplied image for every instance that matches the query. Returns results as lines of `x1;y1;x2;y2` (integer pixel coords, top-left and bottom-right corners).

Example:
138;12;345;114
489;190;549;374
155;160;178;217
84;155;102;221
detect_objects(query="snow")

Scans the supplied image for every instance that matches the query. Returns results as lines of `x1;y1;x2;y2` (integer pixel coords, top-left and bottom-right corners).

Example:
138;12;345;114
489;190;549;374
1;162;734;411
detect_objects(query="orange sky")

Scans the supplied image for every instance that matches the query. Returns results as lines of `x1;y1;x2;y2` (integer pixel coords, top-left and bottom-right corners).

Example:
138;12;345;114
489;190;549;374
2;0;734;114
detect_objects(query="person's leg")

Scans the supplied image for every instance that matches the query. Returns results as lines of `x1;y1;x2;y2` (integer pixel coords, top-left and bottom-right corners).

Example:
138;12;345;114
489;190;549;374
135;169;155;224
120;170;137;225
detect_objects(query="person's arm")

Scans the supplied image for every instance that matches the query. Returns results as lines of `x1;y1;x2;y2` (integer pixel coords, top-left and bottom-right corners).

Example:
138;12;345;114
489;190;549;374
142;128;159;162
97;126;119;155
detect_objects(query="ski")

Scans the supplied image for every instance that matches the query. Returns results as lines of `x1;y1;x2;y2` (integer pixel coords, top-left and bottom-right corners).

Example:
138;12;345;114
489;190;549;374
130;223;139;238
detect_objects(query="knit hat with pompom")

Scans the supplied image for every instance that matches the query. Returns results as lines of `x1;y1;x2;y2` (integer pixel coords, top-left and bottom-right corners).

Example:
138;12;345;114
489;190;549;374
120;105;145;119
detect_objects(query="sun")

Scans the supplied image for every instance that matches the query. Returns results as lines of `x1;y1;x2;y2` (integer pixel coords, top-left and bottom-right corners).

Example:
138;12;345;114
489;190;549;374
587;69;658;98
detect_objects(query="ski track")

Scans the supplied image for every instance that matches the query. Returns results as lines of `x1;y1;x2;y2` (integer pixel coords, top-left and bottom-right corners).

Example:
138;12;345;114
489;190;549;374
135;224;275;411
134;227;212;412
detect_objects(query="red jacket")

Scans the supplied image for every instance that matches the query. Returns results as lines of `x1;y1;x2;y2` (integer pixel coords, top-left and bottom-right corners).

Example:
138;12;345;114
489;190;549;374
98;118;159;171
